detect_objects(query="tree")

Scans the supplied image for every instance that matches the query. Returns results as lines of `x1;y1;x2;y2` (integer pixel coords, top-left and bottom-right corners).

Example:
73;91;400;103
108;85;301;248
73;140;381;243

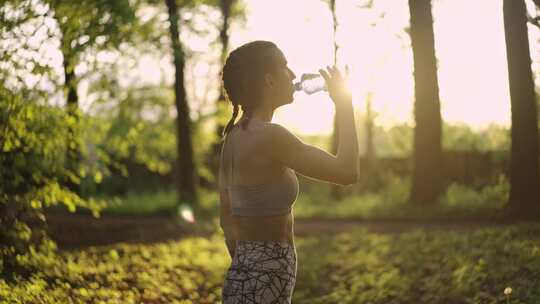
329;0;339;157
408;0;443;205
0;86;104;278
165;0;198;207
503;0;540;218
218;0;235;104
208;0;236;188
326;0;348;199
17;0;140;193
58;1;143;191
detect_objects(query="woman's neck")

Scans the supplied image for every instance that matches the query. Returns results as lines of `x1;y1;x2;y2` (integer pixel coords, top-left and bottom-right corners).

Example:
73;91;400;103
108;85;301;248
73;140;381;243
250;106;274;123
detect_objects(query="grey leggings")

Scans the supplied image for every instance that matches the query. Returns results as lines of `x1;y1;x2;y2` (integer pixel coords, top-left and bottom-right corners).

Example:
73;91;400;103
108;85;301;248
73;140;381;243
222;241;297;304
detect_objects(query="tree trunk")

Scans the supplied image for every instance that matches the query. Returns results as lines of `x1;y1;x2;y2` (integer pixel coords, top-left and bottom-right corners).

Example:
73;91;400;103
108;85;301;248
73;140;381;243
62;48;81;195
218;0;233;103
365;92;375;167
408;0;443;205
208;0;235;189
330;0;339;157
165;0;198;207
503;0;540;219
329;0;345;199
362;91;377;190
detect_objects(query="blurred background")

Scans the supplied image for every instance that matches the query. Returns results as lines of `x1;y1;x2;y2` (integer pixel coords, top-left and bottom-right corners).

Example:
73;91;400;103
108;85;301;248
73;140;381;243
3;0;540;302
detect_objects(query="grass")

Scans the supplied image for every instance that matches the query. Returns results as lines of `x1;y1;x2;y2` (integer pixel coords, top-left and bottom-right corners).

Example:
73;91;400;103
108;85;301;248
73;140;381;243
100;190;178;215
294;224;540;304
294;175;508;220
97;188;219;219
3;224;540;303
92;175;509;221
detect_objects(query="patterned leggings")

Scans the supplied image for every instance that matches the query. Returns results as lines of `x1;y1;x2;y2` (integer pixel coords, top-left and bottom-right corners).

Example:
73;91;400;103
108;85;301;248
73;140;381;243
222;241;297;304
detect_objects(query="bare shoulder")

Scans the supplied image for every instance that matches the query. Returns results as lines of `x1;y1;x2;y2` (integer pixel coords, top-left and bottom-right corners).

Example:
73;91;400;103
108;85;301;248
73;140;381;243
255;122;306;165
257;122;304;148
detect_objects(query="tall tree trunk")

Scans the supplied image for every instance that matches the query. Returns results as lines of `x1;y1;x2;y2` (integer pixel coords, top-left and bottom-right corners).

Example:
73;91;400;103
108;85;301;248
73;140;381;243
329;0;346;199
358;91;377;191
61;45;81;195
165;0;198;207
408;0;443;205
365;91;375;167
218;0;233;104
503;0;540;218
208;0;234;189
330;0;339;157
363;91;377;189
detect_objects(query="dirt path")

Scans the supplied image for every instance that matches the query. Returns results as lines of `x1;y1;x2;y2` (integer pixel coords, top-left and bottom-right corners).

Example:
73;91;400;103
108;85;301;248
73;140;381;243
294;218;505;236
46;212;509;250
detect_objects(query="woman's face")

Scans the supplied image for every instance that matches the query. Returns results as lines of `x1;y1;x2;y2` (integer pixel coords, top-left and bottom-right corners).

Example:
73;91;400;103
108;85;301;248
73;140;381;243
265;48;296;108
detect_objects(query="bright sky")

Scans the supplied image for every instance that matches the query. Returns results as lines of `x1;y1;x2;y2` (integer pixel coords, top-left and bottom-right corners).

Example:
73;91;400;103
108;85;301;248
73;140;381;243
10;0;540;136
230;0;540;135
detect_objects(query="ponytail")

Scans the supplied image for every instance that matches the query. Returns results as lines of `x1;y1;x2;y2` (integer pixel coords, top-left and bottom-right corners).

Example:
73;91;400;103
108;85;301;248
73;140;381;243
222;103;239;138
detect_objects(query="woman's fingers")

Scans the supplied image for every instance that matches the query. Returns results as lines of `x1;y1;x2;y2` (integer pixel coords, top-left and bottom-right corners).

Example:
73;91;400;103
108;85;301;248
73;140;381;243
329;65;336;77
335;66;345;79
321;65;347;84
319;68;330;83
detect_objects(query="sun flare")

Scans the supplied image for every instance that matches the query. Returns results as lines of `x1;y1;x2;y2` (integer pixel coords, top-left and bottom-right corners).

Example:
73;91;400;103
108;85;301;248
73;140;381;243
230;0;537;135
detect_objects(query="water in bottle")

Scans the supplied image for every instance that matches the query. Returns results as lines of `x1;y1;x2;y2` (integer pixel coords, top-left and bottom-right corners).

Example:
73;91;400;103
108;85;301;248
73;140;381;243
294;73;327;95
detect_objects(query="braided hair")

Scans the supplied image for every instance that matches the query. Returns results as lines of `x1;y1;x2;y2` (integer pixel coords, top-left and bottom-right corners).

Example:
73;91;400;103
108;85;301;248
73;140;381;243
221;40;281;138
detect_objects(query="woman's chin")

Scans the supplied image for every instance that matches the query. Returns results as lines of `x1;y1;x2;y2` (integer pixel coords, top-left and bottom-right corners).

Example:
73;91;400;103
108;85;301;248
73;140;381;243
287;92;295;103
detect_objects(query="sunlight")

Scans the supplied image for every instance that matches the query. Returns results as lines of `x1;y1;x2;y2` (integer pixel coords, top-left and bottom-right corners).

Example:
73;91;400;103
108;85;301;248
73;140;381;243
17;0;540;135
232;0;336;135
233;0;538;134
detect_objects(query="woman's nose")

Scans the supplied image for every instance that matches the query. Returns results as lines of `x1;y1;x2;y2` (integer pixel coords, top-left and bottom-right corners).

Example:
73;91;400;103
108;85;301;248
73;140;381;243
289;69;296;80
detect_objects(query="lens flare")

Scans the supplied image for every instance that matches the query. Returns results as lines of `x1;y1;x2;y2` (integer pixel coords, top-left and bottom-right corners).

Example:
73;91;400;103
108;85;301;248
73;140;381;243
178;204;196;223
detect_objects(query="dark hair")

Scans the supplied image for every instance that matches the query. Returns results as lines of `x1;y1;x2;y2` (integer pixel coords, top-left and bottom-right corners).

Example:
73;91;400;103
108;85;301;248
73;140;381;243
221;40;282;138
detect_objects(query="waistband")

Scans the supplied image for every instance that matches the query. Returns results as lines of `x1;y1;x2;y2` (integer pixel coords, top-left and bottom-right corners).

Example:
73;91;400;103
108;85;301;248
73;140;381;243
236;240;294;248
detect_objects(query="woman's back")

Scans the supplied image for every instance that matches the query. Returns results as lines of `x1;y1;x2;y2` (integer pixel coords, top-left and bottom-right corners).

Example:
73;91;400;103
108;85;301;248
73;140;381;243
220;120;297;244
222;122;285;186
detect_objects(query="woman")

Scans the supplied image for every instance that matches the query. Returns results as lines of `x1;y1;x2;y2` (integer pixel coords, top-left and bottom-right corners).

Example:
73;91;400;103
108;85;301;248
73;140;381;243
219;40;359;304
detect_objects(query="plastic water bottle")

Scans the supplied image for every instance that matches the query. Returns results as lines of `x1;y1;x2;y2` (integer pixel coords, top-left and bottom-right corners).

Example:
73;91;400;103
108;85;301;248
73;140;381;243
294;73;327;95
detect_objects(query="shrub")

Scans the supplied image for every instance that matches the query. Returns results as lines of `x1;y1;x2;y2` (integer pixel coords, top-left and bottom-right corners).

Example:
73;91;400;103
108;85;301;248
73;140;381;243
0;88;104;278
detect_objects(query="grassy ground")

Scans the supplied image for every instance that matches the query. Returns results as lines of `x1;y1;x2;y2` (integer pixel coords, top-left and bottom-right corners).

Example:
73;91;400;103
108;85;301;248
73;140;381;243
3;224;539;303
97;176;508;221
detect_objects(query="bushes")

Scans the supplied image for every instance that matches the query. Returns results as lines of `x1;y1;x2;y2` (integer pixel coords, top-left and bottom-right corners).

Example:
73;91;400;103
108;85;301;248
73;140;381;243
0;89;104;278
294;174;508;220
2;225;539;303
0;236;229;303
294;224;540;304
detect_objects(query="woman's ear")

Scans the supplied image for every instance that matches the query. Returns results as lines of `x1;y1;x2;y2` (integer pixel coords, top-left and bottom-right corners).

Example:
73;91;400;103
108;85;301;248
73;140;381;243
264;73;275;88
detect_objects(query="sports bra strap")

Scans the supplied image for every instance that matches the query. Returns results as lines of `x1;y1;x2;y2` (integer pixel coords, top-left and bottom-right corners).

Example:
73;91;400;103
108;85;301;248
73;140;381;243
229;130;235;185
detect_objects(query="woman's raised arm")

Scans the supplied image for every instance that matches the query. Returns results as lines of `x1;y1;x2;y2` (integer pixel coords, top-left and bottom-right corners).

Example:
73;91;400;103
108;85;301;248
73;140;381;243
261;66;359;185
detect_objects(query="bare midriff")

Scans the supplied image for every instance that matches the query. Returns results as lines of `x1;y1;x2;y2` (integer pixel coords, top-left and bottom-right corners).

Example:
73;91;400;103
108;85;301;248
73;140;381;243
231;212;294;245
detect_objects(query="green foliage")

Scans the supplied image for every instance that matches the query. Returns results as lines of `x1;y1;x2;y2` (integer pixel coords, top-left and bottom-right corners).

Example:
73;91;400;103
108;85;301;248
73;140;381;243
294;225;540;304
294;174;508;220
2;225;539;303
101;191;177;215
82;81;225;197
85;84;177;182
95;173;509;221
443;123;510;151
0;235;229;303
441;175;509;212
0;88;104;278
100;188;218;223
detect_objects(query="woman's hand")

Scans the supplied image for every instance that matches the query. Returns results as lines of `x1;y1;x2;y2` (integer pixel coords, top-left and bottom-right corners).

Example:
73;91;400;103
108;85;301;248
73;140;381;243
319;65;352;107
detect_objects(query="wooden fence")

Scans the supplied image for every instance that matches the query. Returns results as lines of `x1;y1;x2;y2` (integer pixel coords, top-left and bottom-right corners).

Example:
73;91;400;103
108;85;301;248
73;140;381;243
358;150;509;186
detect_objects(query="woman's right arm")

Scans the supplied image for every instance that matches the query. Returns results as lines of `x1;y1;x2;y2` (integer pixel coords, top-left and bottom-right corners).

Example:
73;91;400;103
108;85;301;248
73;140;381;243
218;141;237;258
262;66;359;185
